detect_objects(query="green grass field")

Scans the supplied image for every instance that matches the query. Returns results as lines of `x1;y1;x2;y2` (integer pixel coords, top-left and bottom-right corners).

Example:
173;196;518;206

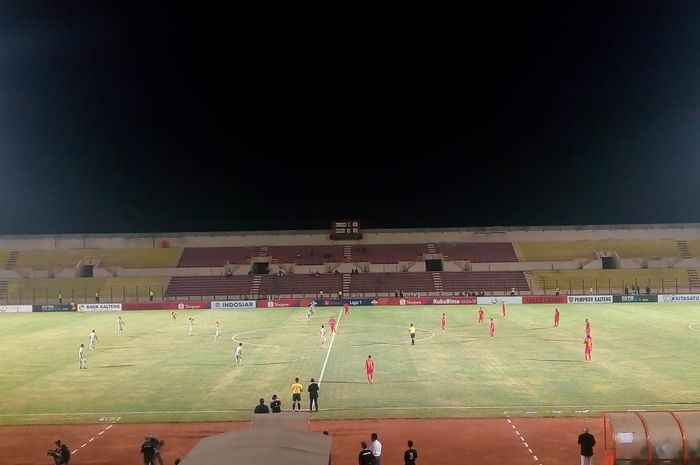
2;303;700;425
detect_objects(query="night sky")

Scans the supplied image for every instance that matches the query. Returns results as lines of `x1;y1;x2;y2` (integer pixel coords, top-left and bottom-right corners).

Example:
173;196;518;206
2;4;700;234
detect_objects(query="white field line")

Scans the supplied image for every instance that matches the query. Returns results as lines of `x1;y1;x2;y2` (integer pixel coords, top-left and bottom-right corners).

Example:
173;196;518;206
505;414;542;465
71;423;114;456
318;306;344;387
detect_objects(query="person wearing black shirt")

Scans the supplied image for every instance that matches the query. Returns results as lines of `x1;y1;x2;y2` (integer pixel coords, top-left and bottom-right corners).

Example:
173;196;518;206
308;378;320;411
358;441;373;465
48;440;70;465
254;398;270;414
404;440;417;465
141;435;156;465
578;426;596;465
270;394;282;413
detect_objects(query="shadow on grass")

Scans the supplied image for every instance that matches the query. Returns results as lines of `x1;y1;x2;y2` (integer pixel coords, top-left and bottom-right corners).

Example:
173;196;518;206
100;364;136;368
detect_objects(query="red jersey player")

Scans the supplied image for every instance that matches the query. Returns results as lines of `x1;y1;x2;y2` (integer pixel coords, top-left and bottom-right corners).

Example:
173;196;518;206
365;355;375;384
489;318;495;338
343;303;350;317
554;308;560;327
478;307;485;325
585;319;591;336
502;302;506;318
328;316;337;334
440;313;446;333
584;335;592;363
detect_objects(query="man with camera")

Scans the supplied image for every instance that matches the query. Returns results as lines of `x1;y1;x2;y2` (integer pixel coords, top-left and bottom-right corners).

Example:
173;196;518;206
48;440;70;465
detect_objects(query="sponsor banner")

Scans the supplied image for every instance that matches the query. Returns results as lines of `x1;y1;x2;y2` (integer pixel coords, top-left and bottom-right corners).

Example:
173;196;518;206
613;295;658;303
122;301;210;311
523;295;568;304
567;295;613;304
431;297;478;305
658;294;700;303
0;304;33;313
77;303;122;312
257;299;314;308
32;304;75;312
211;300;257;309
476;296;523;305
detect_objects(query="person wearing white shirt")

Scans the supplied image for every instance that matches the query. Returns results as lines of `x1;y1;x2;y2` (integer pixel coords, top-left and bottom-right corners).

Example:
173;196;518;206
371;433;382;465
78;344;86;369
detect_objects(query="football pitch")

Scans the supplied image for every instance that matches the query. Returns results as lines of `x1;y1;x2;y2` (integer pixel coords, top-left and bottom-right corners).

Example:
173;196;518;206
2;303;700;425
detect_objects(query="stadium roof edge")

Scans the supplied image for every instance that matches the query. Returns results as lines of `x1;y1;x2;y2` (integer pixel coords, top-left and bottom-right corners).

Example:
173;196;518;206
1;222;700;240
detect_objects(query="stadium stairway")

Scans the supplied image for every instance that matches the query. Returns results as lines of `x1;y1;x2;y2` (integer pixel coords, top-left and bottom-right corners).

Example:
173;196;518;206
678;241;692;259
0;280;7;302
251;275;262;297
5;251;19;268
342;273;351;296
689;269;700;291
343;245;351;261
432;272;443;292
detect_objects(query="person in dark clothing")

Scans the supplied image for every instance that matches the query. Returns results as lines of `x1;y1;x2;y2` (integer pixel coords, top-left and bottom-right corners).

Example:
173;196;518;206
308;378;320;411
48;440;70;465
270;394;282;413
254;398;270;414
141;435;156;465
358;441;373;465
404;440;418;465
578;426;596;465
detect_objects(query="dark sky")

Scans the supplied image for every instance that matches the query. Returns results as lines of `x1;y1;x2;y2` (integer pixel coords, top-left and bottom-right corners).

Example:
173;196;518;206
2;4;700;234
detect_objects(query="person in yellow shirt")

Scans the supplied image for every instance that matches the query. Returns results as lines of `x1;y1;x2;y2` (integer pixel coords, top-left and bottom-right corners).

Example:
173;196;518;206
291;377;303;411
408;323;416;345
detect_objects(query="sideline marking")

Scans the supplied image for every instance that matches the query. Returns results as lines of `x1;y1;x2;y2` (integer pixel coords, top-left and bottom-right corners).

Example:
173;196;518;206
505;413;543;465
71;423;114;456
318;306;344;387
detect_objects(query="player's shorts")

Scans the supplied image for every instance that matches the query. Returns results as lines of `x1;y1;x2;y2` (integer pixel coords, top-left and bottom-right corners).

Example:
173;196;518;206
293;393;301;401
410;333;415;339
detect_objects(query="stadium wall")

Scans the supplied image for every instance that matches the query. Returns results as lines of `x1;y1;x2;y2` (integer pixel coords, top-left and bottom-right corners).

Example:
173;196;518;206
1;223;700;251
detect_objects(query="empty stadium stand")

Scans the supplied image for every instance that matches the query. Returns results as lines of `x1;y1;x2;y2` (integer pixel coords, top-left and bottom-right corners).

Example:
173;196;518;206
530;269;691;293
351;244;428;263
349;272;436;295
8;248;182;269
265;246;345;265
166;276;253;298
434;243;518;262
259;274;343;297
5;277;171;303
440;271;529;294
515;240;680;261
177;247;259;267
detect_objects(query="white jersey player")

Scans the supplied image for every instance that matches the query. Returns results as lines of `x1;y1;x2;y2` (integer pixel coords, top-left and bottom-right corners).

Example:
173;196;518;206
188;317;194;336
78;343;86;369
117;316;125;336
214;321;222;342
320;325;327;347
88;330;98;350
235;342;243;366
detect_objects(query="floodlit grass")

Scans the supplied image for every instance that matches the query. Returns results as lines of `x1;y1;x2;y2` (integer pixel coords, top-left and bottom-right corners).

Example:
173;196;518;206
2;303;700;425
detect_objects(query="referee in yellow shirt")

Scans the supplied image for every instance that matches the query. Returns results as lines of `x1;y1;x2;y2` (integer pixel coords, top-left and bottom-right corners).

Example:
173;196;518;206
408;323;416;345
291;377;303;411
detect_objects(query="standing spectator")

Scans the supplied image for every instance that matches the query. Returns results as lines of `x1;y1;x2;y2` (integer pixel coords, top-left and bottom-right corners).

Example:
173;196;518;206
141;434;156;465
646;285;651;295
58;292;63;304
254;398;270;414
95;291;100;303
404;440;418;465
578;426;596;465
149;290;154;301
270;394;281;413
308;378;319;412
555;287;560;296
291;377;303;411
358;441;373;465
48;439;71;465
370;433;382;465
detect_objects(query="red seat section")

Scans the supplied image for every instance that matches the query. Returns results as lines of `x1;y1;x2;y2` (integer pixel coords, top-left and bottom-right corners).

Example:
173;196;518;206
349;272;436;294
265;246;345;265
440;271;528;293
177;247;259;267
165;276;253;297
351;244;428;263
259;274;343;296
